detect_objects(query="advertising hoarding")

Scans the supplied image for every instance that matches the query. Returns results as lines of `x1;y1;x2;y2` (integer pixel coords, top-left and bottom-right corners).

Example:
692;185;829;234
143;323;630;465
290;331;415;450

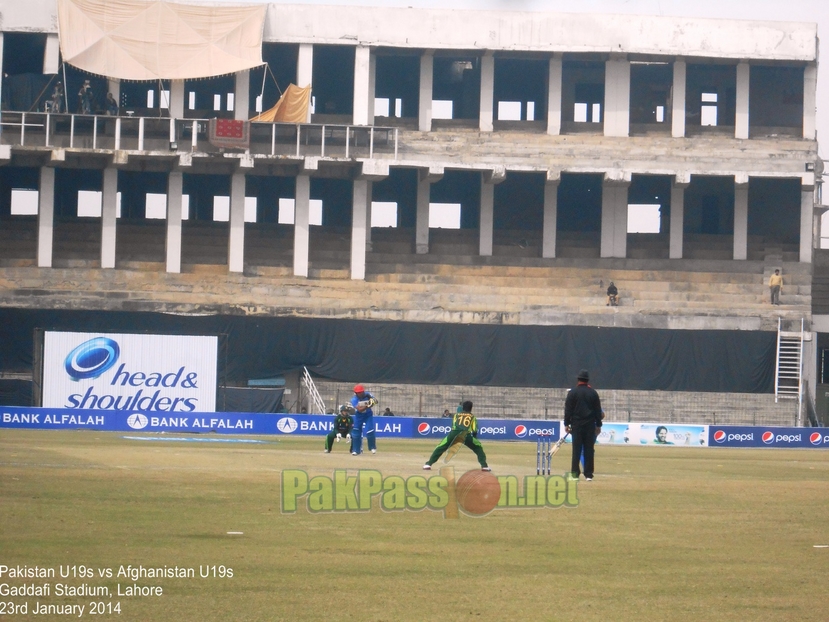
1;408;826;450
42;332;218;413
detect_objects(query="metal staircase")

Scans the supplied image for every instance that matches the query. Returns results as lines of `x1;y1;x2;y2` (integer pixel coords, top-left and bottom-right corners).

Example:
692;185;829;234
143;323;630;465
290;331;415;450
302;366;327;415
775;318;804;424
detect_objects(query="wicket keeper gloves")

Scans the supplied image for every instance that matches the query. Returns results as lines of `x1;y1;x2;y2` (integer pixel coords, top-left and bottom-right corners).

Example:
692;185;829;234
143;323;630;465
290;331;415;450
346;434;351;441
336;433;342;442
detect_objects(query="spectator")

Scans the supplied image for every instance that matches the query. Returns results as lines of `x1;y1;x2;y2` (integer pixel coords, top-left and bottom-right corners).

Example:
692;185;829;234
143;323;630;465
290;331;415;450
78;80;94;114
769;269;782;305
606;281;618;306
383;407;395;416
442;409;452;417
105;92;118;116
48;81;64;113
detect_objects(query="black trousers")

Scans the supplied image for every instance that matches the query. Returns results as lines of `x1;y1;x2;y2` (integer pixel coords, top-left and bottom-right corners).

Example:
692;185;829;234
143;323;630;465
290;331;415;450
570;420;596;478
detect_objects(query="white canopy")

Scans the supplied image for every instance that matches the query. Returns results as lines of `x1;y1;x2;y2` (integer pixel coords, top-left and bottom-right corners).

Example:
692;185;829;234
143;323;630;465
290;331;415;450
57;0;266;81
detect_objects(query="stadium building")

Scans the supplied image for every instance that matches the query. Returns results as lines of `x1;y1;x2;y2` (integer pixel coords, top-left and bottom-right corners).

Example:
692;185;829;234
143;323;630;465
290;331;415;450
0;0;825;425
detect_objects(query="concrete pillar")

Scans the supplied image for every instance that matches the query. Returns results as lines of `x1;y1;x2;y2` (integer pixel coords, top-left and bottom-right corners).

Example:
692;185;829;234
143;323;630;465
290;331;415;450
546;55;562;136
297;44;313;122
166;172;183;273
418;52;434;132
294;175;310;277
416;177;431;254
368;52;376;123
604;58;630;137
43;34;60;74
542;174;560;258
803;65;817;140
671;60;686;138
234;71;250;121
365;198;372;248
735;62;750;140
228;173;246;272
351;179;370;280
37;167;55;268
170;80;185;120
669;175;689;259
801;179;814;263
479;177;494;256
101;168;118;269
479;53;494;132
0;35;4;137
733;176;748;260
353;46;371;126
601;176;630;258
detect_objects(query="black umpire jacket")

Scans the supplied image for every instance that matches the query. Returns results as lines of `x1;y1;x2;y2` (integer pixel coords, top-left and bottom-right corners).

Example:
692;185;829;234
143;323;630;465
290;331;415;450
564;382;603;428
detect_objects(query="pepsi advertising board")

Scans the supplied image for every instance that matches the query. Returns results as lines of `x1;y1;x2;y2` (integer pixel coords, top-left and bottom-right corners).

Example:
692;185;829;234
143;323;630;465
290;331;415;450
709;426;829;448
412;419;560;441
1;409;827;448
42;332;218;413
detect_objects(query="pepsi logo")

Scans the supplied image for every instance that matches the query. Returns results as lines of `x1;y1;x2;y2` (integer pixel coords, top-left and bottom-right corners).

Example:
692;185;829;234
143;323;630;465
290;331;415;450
417;422;431;435
761;431;775;444
713;430;726;443
514;425;527;438
810;432;823;446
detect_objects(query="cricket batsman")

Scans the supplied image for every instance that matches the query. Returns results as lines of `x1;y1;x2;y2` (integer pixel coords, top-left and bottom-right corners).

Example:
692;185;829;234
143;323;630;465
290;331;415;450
350;384;378;455
324;404;354;453
423;400;490;471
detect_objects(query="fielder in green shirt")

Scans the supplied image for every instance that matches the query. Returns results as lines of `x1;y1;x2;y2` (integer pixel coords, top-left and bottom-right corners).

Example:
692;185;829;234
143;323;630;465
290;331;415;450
325;405;354;453
423;400;490;471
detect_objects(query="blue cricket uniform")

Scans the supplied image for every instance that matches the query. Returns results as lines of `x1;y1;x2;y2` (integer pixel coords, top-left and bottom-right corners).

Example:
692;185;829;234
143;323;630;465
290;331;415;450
350;391;377;454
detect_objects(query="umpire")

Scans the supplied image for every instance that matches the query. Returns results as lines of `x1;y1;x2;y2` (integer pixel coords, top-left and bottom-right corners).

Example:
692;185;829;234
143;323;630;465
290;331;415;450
564;369;603;481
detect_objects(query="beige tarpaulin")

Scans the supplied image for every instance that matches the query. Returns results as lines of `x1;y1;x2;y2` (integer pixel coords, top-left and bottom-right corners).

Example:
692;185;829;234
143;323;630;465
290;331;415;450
57;0;266;81
250;84;312;124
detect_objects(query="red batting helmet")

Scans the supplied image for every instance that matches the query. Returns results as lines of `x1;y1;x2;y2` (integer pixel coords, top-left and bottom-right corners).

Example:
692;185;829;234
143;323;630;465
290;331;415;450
353;384;365;393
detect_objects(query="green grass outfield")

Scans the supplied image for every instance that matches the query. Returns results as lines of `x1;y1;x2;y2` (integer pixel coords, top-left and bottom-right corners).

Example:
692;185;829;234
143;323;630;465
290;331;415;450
1;429;828;621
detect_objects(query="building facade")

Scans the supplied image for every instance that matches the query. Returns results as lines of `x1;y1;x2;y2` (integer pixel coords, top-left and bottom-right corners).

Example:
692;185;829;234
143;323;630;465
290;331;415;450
0;1;822;423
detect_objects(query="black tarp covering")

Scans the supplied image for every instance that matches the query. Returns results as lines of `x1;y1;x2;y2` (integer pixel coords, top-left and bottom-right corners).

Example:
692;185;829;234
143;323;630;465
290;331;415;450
218;387;284;413
0;308;775;393
0;380;33;406
2;73;56;112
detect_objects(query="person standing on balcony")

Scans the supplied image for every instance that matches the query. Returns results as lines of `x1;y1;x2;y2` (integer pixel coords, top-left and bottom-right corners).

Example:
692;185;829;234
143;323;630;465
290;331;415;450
49;81;64;113
105;93;118;116
78;80;94;114
769;269;783;305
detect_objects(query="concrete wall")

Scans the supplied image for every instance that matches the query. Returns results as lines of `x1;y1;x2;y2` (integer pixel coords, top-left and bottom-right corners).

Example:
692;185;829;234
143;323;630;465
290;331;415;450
312;379;799;427
0;1;816;62
262;5;817;62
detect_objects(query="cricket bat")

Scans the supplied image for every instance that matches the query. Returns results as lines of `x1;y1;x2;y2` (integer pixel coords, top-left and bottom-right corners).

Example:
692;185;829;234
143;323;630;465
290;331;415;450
443;430;468;463
548;432;570;457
